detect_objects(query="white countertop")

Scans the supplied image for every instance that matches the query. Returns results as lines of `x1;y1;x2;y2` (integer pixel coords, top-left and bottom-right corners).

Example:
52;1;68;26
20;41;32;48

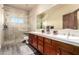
29;32;79;47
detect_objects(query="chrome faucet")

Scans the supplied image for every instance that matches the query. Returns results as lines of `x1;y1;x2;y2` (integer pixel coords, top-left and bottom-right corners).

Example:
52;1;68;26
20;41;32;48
68;32;70;36
67;32;70;39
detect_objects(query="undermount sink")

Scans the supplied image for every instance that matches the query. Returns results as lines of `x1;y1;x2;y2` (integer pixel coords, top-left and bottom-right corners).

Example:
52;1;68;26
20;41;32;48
69;36;79;39
68;36;79;43
52;34;68;39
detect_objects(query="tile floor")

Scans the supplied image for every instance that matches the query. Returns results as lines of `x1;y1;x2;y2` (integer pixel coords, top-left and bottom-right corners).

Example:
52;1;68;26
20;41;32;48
0;43;40;55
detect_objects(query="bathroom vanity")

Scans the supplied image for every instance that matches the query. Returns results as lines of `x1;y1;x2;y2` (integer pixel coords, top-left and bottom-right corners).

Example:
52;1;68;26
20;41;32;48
29;32;79;55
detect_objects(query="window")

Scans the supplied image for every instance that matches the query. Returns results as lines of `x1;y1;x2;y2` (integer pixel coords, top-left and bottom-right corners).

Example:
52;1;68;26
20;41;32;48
11;16;24;24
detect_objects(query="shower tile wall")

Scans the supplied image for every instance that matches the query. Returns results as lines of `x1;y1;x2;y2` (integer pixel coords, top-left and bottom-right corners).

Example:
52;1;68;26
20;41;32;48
0;4;4;48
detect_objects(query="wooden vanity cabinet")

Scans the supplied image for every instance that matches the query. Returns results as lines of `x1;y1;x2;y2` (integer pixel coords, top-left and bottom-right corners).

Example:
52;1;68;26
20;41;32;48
37;36;44;53
29;34;79;55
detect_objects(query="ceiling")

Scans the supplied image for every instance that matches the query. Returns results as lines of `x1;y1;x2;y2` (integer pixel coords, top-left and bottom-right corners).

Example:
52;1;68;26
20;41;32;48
4;4;37;11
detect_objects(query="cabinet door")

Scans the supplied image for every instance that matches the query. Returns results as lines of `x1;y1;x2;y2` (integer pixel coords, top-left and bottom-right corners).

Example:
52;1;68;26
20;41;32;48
38;44;43;53
57;41;74;55
44;38;57;55
38;36;44;53
52;40;61;55
31;35;34;46
32;35;38;49
29;34;33;45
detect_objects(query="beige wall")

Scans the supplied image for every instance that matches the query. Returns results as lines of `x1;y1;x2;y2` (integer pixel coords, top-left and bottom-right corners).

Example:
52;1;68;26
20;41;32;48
36;4;56;15
28;6;37;32
0;4;4;48
42;4;79;29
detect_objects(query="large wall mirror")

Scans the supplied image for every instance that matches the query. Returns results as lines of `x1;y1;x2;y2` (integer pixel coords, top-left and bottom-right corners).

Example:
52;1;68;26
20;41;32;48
37;5;63;30
37;4;79;30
